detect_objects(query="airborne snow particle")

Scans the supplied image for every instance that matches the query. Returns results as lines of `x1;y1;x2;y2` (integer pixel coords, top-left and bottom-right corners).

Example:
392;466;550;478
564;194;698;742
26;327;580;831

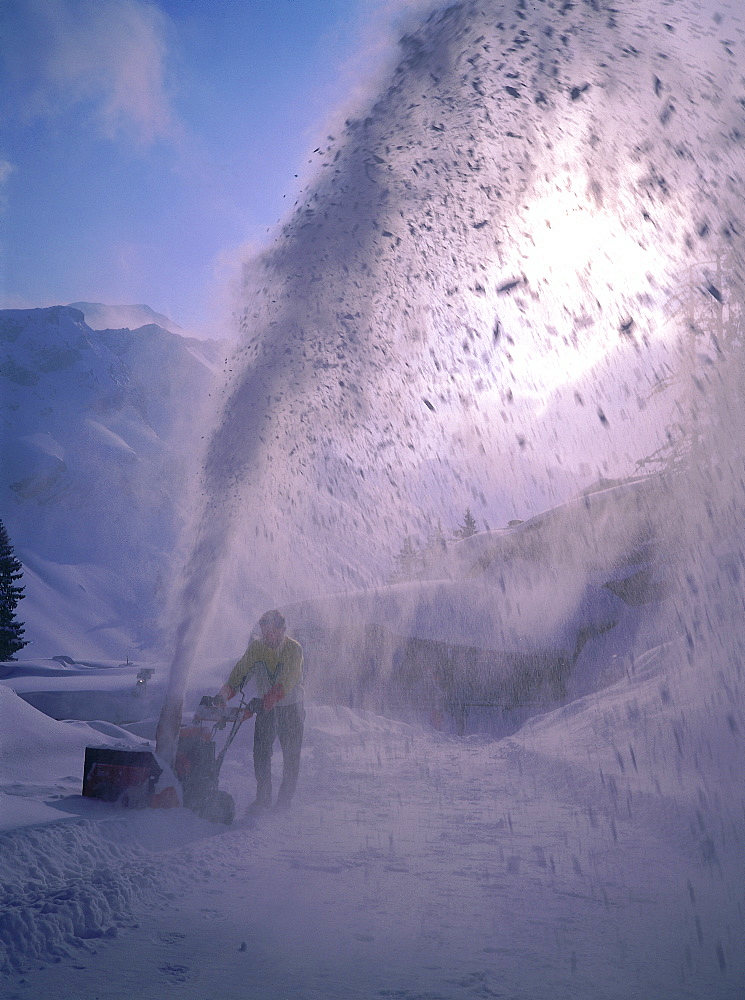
660;103;675;125
716;943;727;972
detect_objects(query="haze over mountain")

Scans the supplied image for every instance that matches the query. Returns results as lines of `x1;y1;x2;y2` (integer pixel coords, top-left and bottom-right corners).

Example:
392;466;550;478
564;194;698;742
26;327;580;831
68;302;184;336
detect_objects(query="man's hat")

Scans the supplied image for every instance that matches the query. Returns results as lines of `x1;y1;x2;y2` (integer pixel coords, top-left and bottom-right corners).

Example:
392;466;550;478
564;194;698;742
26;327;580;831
259;609;285;630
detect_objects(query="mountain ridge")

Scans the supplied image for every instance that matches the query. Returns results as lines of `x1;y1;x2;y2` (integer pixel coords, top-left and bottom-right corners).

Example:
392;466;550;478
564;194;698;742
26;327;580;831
68;301;183;335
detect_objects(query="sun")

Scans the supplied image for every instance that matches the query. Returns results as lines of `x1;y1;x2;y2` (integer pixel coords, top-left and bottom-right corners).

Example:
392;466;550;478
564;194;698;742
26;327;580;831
480;170;673;401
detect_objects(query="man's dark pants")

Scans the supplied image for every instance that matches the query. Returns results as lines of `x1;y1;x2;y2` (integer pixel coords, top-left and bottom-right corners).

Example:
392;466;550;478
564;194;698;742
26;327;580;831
253;702;305;806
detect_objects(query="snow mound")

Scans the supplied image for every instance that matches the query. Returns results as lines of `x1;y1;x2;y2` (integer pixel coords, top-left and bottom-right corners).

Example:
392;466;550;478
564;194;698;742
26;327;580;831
0;820;158;974
0;687;208;976
0;685;147;818
0;808;215;976
513;637;743;809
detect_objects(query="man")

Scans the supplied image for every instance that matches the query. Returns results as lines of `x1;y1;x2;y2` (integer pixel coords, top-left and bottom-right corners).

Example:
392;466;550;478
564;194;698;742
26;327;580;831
217;609;304;813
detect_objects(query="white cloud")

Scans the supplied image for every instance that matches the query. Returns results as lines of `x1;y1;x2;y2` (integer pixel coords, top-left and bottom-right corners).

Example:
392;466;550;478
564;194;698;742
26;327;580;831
0;160;15;213
5;0;181;146
0;161;15;185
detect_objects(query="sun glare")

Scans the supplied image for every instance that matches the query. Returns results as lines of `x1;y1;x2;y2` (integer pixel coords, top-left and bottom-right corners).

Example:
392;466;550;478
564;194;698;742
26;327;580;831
484;177;672;400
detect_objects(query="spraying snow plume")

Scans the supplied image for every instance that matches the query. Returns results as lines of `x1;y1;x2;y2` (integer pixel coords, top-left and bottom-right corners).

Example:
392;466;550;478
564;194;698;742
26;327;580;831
159;0;745;753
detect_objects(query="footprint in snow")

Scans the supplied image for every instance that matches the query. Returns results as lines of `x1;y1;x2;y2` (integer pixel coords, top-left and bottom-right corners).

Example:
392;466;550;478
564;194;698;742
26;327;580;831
159;962;197;984
155;930;186;945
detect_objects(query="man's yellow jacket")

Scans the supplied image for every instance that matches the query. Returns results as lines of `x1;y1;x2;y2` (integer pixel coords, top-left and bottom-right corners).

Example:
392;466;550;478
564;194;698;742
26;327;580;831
226;637;304;706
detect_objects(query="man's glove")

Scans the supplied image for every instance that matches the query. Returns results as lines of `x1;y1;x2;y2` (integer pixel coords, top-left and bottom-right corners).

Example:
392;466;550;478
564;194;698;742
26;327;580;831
247;697;264;716
217;683;236;704
262;683;285;713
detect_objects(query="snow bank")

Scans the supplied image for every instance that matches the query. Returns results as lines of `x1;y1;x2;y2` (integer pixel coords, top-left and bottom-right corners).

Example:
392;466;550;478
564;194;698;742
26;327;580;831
516;636;743;810
0;684;215;976
0;684;148;824
0;820;160;974
0;807;220;976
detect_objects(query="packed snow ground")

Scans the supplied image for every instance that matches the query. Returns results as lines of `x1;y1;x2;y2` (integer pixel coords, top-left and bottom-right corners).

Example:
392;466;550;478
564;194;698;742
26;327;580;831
1;623;741;1000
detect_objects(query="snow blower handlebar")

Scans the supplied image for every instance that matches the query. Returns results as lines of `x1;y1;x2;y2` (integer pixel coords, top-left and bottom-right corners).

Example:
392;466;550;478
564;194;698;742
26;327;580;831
194;695;262;727
190;694;259;774
196;695;265;723
193;686;273;772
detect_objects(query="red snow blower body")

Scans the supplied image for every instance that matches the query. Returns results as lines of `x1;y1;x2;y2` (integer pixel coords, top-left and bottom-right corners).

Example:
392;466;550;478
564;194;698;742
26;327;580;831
82;696;253;824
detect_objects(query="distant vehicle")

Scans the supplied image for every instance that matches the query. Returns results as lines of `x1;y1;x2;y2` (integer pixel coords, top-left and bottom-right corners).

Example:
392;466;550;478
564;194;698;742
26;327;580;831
134;667;154;693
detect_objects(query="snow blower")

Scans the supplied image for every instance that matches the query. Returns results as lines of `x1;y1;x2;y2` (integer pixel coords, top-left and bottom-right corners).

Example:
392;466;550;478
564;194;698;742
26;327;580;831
171;695;256;825
83;695;256;824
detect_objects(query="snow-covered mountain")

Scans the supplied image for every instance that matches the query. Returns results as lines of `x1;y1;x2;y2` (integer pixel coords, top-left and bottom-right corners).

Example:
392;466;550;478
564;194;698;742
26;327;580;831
0;306;227;658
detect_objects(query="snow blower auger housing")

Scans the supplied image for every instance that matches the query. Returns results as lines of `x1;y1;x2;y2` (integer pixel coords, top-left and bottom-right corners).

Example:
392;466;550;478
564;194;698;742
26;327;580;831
82;746;163;808
173;695;254;825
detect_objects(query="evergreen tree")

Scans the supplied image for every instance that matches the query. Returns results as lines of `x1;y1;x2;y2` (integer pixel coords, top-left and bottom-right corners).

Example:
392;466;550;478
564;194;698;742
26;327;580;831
424;518;447;555
637;246;744;476
390;535;423;582
0;520;27;661
454;507;478;539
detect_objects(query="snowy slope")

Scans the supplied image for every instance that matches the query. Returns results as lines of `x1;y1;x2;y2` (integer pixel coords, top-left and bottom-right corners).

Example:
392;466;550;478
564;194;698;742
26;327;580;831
282;474;672;729
0;306;227;658
0;684;152;830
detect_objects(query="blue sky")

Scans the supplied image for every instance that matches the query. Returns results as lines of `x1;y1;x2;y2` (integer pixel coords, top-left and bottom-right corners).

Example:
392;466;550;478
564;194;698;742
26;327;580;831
0;0;417;335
